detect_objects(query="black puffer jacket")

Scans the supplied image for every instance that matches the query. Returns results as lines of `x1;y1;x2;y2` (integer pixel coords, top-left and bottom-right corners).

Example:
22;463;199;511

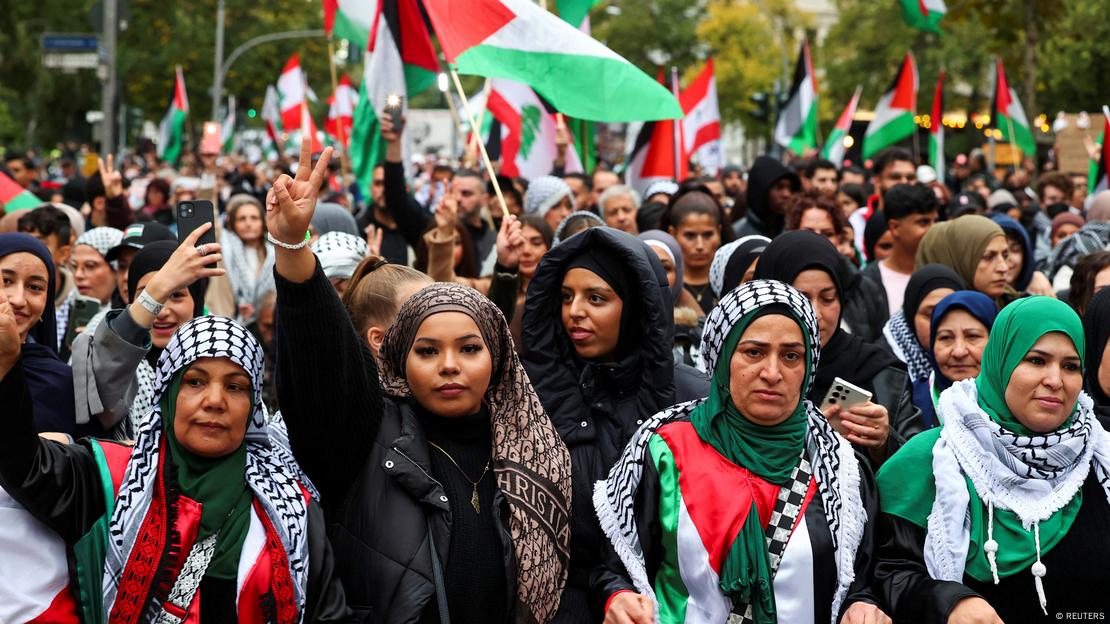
732;155;800;239
521;227;710;622
274;263;519;623
843;257;890;342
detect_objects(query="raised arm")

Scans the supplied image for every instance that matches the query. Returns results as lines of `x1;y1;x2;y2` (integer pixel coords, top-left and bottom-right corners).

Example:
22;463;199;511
382;114;430;249
269;143;385;507
0;300;104;543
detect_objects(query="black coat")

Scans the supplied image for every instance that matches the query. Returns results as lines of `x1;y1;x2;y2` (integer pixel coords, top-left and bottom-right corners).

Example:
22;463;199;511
274;262;518;623
0;359;353;622
521;228;710;622
874;470;1110;622
843;258;889;343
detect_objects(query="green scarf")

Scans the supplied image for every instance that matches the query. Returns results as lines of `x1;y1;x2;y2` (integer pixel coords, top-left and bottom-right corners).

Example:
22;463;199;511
690;306;813;620
878;296;1087;581
161;374;254;580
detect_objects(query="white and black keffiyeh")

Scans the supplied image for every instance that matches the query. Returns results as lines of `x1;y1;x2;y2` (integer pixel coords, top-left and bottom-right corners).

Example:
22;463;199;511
593;280;867;622
221;229;276;321
552;210;605;245
311;231;369;281
882;310;933;382
1045;221;1110;281
924;379;1110;583
75;227;124;269
102;316;317;621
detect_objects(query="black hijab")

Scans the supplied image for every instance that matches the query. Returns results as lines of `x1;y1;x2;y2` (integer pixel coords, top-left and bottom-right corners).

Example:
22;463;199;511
902;264;965;323
0;233;78;434
754;230;900;400
127;240;208;365
1083;287;1110;424
564;245;638;359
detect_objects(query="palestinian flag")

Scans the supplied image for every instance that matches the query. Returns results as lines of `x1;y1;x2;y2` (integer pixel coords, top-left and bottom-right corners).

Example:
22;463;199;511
0;171;41;212
821;86;861;166
326;75;358;149
774;40;819;155
424;0;682;122
928;71;945;185
323;0;374;50
556;0;602;32
900;0;947;34
991;59;1036;158
156;66;189;164
350;0;437;199
483;78;583;179
1090;107;1110;195
626;70;687;194
862;52;918;160
221;96;237;154
261;85;283;158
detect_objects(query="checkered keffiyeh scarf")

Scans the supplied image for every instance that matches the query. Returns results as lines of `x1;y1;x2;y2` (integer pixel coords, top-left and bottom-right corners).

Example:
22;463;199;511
75;227;124;268
379;282;572;623
593;280;867;622
311;231;369;281
882;310;933;382
102;316;317;621
924;379;1110;582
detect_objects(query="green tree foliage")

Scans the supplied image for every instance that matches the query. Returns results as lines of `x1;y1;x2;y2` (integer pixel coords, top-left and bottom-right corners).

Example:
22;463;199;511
592;0;707;77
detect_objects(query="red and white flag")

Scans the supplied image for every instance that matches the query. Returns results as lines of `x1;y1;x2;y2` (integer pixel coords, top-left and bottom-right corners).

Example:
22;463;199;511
0;487;79;622
326;75;358;149
626;70;687;195
278;54;308;130
484;78;583;179
679;58;723;175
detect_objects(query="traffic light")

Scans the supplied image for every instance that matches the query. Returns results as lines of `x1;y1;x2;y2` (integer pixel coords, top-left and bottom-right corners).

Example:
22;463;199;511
750;92;770;123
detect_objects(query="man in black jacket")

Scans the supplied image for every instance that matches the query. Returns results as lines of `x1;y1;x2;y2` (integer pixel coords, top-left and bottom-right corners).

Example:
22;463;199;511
733;155;800;238
353;113;430;265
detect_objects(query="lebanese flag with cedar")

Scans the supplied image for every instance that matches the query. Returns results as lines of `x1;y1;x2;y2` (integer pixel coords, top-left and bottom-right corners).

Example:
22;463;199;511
326;75;358;149
679;58;723;175
626;69;687;194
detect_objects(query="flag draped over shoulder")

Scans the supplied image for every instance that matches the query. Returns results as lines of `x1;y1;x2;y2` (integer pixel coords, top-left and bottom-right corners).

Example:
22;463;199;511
774;41;819;155
349;0;437;198
423;0;681;122
862;52;918;160
157;66;189;164
991;59;1036;158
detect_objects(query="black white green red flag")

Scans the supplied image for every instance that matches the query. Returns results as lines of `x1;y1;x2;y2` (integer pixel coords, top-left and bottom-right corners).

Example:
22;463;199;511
862;52;918;160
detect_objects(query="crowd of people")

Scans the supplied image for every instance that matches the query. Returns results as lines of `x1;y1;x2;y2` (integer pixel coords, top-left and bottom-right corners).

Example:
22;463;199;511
2;110;1110;624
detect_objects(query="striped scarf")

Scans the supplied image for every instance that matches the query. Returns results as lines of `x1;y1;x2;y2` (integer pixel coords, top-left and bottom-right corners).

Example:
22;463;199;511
882;310;933;383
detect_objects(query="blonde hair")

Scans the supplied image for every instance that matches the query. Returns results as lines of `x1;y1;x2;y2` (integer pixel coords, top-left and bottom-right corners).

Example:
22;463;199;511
342;255;432;337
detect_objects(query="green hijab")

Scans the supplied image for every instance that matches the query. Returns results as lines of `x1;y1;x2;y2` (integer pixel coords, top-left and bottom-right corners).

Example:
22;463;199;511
690;302;815;621
879;296;1087;581
915;215;1005;288
161;373;254;579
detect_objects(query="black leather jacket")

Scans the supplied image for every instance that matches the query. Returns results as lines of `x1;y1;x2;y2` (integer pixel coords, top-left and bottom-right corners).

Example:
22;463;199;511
0;359;353;622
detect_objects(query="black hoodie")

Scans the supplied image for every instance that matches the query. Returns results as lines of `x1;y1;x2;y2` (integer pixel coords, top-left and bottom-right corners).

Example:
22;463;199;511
733;155;801;238
521;227;709;620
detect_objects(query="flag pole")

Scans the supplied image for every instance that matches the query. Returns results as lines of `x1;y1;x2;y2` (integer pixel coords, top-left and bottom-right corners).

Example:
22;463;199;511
671;66;682;181
1005;115;1019;173
325;36;353;192
450;68;503;231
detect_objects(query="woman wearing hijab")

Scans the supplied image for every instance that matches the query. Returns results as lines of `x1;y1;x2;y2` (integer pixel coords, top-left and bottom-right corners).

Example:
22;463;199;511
709;234;771;300
916;215;1014;307
755;231;923;466
269;143;573;623
522;226;710;621
0;232;84;436
310;230;368;295
71;226;123;307
1082;287;1110;428
594;280;888;624
0;314;353;621
874;297;1110;621
881;265;964;386
991;214;1055;297
308;201;360;240
913;291;997;428
71;226;218;438
640;229;705;368
553;210;605;245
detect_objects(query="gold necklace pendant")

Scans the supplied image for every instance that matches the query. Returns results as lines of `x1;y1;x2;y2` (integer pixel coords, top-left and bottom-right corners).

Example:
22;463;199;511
471;486;481;514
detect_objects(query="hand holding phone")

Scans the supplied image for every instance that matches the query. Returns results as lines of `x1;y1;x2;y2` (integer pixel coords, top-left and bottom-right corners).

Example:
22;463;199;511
384;94;404;133
820;377;872;412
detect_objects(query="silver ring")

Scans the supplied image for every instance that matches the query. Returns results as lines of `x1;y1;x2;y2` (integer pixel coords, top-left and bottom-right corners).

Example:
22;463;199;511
197;244;207;257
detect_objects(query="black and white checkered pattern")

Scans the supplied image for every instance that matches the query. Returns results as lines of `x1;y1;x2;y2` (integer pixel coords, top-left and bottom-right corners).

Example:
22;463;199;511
311;231;369;280
74;226;124;260
103;316;316;621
